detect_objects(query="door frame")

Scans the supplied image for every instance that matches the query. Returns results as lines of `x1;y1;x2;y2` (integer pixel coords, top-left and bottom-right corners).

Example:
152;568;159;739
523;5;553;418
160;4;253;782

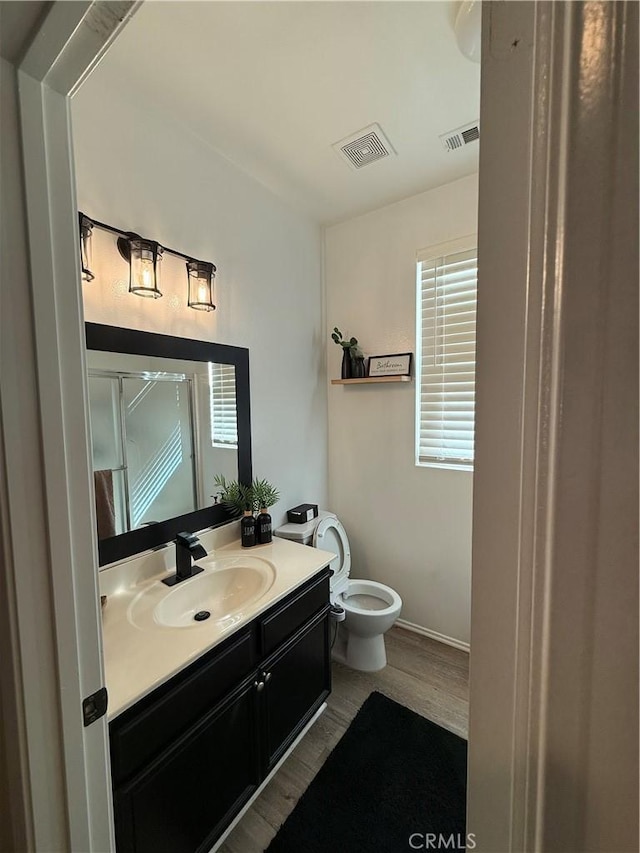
468;2;638;851
1;3;138;849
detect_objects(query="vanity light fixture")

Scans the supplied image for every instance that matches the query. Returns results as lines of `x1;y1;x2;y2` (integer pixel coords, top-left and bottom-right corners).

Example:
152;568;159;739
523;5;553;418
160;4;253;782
77;211;218;312
118;235;164;299
186;260;216;312
79;214;95;282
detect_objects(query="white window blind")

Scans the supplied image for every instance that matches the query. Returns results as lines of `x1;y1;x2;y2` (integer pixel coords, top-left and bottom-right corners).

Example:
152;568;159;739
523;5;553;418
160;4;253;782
208;362;238;448
416;242;478;468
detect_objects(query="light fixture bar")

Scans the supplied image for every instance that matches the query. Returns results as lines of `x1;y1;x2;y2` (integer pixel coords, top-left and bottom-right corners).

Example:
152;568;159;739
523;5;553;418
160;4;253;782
78;212;218;311
78;212;217;269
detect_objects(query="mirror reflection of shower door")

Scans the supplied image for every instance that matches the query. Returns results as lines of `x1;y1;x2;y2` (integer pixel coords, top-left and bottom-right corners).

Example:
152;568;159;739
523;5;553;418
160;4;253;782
87;374;128;536
122;376;196;528
88;370;197;538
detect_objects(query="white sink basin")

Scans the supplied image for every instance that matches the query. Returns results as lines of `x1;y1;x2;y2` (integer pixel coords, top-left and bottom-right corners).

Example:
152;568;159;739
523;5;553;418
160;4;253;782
152;556;275;628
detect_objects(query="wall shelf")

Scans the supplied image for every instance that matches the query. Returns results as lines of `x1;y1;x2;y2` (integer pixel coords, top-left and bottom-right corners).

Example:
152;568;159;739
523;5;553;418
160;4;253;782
331;376;412;385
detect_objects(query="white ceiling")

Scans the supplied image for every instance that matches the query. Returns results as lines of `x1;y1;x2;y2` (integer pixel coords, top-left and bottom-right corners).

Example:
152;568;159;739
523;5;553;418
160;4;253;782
86;1;480;225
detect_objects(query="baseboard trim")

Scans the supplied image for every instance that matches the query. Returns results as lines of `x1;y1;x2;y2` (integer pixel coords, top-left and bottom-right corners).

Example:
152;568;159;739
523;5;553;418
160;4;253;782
396;619;470;653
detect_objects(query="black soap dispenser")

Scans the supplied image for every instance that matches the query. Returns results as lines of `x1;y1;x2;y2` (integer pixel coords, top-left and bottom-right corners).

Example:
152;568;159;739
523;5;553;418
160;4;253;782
241;510;256;548
256;507;272;544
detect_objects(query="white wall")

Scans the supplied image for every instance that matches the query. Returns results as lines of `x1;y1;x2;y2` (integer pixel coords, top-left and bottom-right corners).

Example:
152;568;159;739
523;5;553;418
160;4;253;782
325;174;478;644
71;67;328;541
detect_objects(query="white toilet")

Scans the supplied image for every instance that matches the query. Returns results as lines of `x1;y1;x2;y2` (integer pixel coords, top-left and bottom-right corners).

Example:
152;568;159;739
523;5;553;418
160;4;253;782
275;511;402;672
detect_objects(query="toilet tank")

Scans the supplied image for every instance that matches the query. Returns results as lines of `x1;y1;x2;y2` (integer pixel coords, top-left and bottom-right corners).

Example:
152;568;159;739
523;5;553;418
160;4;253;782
274;510;335;546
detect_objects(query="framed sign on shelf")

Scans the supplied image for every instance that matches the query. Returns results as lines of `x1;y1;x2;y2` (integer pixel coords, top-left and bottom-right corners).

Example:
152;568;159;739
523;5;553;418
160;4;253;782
367;352;413;378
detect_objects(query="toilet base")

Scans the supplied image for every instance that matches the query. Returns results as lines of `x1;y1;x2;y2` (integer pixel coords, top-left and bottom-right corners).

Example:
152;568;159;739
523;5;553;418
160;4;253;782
332;627;388;672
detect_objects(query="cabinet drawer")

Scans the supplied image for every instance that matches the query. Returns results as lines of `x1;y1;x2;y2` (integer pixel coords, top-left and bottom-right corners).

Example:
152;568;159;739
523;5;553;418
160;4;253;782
110;629;254;786
259;569;330;657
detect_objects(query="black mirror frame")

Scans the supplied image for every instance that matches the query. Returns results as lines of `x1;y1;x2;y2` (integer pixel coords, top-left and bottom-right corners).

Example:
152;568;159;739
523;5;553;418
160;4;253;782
85;323;252;566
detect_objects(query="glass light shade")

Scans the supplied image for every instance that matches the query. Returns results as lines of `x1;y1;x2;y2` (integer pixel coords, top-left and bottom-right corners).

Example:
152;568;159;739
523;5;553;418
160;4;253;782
186;260;216;311
79;215;95;282
129;239;163;298
454;1;481;63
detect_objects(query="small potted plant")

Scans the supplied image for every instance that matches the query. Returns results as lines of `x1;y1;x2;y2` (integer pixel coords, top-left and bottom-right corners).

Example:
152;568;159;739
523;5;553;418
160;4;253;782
252;478;281;545
214;475;256;546
214;475;280;546
331;327;364;379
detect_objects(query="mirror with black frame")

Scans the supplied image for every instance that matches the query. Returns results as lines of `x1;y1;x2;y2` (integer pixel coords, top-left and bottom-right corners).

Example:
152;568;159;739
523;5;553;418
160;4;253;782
85;323;252;566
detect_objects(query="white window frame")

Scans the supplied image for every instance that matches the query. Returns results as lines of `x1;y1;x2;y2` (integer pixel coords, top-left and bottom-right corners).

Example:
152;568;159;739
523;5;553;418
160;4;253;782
415;235;478;471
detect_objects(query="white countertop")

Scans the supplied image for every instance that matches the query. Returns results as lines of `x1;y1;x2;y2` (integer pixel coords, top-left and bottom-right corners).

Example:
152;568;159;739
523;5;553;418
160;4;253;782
100;535;334;720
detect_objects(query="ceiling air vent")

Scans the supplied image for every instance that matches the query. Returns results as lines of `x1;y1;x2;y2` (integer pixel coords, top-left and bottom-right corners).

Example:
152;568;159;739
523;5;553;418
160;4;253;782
439;121;480;152
333;123;396;170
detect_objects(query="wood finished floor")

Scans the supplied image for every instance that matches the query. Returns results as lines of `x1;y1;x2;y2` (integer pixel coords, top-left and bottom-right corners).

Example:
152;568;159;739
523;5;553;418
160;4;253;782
220;626;469;853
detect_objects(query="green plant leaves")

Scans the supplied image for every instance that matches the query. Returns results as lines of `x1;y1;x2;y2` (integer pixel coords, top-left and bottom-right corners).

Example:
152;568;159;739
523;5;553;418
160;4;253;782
213;475;280;515
213;474;251;515
331;326;359;351
252;478;281;511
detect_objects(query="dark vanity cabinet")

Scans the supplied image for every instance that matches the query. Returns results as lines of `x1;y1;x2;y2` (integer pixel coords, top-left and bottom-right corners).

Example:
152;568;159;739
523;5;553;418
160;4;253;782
262;610;331;774
109;568;331;853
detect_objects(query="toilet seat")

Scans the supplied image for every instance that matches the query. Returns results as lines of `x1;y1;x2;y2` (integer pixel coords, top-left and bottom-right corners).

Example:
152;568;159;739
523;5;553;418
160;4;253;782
339;580;402;619
274;510;402;672
312;515;350;584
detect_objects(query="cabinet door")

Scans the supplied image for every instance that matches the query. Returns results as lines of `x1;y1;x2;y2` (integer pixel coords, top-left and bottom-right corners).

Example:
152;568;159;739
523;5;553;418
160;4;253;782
261;609;331;773
114;676;260;853
110;629;254;787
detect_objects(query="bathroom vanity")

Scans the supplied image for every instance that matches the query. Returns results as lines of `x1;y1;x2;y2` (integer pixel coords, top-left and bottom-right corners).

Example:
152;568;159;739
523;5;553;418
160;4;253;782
102;535;333;853
88;323;334;850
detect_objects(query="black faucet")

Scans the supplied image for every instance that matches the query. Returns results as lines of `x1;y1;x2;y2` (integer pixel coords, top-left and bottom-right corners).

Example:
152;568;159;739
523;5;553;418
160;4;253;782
162;532;207;586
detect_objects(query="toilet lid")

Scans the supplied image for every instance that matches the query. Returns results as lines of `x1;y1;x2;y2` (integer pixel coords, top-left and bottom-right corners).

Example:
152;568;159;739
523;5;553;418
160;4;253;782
313;515;350;581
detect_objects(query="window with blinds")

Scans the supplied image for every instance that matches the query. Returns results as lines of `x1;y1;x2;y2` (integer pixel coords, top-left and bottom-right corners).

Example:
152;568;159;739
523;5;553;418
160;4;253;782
208;362;238;448
416;240;478;469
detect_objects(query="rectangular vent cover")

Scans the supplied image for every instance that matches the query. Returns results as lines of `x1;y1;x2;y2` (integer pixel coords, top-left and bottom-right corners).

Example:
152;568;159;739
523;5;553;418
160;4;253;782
439;121;480;152
333;123;396;170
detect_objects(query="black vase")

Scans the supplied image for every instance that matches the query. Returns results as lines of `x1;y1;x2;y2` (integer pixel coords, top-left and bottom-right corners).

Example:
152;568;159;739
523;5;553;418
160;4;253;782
352;355;366;378
341;348;352;379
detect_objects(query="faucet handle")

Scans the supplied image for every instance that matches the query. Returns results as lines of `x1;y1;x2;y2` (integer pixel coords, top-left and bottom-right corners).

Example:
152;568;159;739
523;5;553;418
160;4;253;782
164;532;206;586
176;531;207;560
